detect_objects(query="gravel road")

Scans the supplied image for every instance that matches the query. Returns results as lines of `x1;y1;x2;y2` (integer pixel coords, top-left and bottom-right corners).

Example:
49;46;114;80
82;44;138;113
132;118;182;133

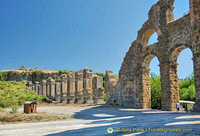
0;104;200;136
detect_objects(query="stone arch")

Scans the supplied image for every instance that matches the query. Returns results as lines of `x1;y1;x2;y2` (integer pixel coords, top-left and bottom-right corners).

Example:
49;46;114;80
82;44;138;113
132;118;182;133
113;99;117;105
169;44;194;110
142;54;160;109
141;29;159;47
170;44;192;63
105;0;200;111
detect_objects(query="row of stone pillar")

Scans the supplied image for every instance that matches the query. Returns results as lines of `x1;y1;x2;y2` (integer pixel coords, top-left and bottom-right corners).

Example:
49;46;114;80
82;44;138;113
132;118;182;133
27;68;104;104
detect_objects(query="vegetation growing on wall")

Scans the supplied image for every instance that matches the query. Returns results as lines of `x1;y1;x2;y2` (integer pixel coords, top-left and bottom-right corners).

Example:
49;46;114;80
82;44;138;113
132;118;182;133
0;81;47;108
58;70;74;75
94;73;105;88
31;70;40;80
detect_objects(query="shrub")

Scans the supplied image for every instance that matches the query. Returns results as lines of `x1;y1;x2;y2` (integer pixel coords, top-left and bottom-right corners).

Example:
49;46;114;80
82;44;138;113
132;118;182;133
58;70;74;75
32;70;39;80
0;72;6;81
103;93;106;101
0;81;47;108
0;108;4;112
11;105;18;113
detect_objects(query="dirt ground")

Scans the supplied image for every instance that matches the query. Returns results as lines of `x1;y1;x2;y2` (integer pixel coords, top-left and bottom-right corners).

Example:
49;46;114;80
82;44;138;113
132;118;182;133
0;104;200;136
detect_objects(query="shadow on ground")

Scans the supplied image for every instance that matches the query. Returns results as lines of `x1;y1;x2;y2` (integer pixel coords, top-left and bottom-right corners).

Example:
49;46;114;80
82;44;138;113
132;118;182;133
46;104;200;136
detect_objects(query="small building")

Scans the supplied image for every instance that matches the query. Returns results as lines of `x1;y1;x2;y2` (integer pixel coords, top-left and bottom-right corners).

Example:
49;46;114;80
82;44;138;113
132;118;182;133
24;101;37;114
180;100;195;112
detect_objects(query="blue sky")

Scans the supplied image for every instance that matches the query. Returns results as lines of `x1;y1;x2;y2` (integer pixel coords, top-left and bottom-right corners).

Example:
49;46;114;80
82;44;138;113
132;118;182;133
0;0;192;79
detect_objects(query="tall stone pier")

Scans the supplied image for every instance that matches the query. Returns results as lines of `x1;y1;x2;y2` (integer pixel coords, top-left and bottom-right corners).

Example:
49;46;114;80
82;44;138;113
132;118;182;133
83;68;93;103
27;81;33;90
75;71;84;104
35;82;40;95
67;73;76;104
105;71;118;105
93;76;104;104
41;80;47;96
55;82;61;102
50;78;56;100
61;74;68;103
47;77;51;97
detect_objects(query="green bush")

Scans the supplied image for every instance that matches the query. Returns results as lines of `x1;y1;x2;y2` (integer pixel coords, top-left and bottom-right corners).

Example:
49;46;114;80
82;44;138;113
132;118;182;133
103;93;106;101
11;105;18;113
58;70;74;75
32;70;39;80
24;72;29;77
0;81;47;108
0;72;6;81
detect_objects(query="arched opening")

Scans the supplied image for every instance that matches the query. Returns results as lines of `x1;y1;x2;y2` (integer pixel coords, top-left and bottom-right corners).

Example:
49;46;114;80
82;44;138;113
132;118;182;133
113;99;117;105
171;46;195;111
173;0;189;19
142;55;161;109
143;29;159;47
149;32;158;45
150;57;161;109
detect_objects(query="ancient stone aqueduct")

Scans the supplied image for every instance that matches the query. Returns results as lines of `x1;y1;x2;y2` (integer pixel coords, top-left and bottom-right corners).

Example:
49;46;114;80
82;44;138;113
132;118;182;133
105;0;200;111
1;0;199;111
27;68;104;104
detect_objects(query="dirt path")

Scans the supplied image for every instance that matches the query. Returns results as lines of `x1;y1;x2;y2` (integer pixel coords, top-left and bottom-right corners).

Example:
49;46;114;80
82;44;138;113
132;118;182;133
1;105;200;136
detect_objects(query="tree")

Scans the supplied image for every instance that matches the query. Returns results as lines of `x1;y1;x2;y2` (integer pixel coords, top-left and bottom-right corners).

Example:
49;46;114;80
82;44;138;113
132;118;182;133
179;73;195;101
150;73;161;109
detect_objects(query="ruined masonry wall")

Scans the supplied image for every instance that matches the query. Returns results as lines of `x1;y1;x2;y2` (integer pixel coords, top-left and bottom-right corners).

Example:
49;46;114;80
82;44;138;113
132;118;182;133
105;0;200;111
28;68;104;104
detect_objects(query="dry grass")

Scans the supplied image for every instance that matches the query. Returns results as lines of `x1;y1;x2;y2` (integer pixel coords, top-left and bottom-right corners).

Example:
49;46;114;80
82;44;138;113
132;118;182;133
0;111;72;124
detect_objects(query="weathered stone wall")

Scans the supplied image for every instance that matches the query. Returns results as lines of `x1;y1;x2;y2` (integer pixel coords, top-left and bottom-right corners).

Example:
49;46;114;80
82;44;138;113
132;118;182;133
105;0;200;111
0;70;60;83
26;68;104;104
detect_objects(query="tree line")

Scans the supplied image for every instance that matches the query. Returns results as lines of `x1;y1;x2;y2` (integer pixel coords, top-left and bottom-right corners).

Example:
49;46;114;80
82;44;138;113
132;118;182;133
150;73;195;109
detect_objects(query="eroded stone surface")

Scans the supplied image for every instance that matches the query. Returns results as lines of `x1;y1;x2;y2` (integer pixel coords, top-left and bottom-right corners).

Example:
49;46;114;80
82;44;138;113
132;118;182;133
105;0;200;111
28;68;104;105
